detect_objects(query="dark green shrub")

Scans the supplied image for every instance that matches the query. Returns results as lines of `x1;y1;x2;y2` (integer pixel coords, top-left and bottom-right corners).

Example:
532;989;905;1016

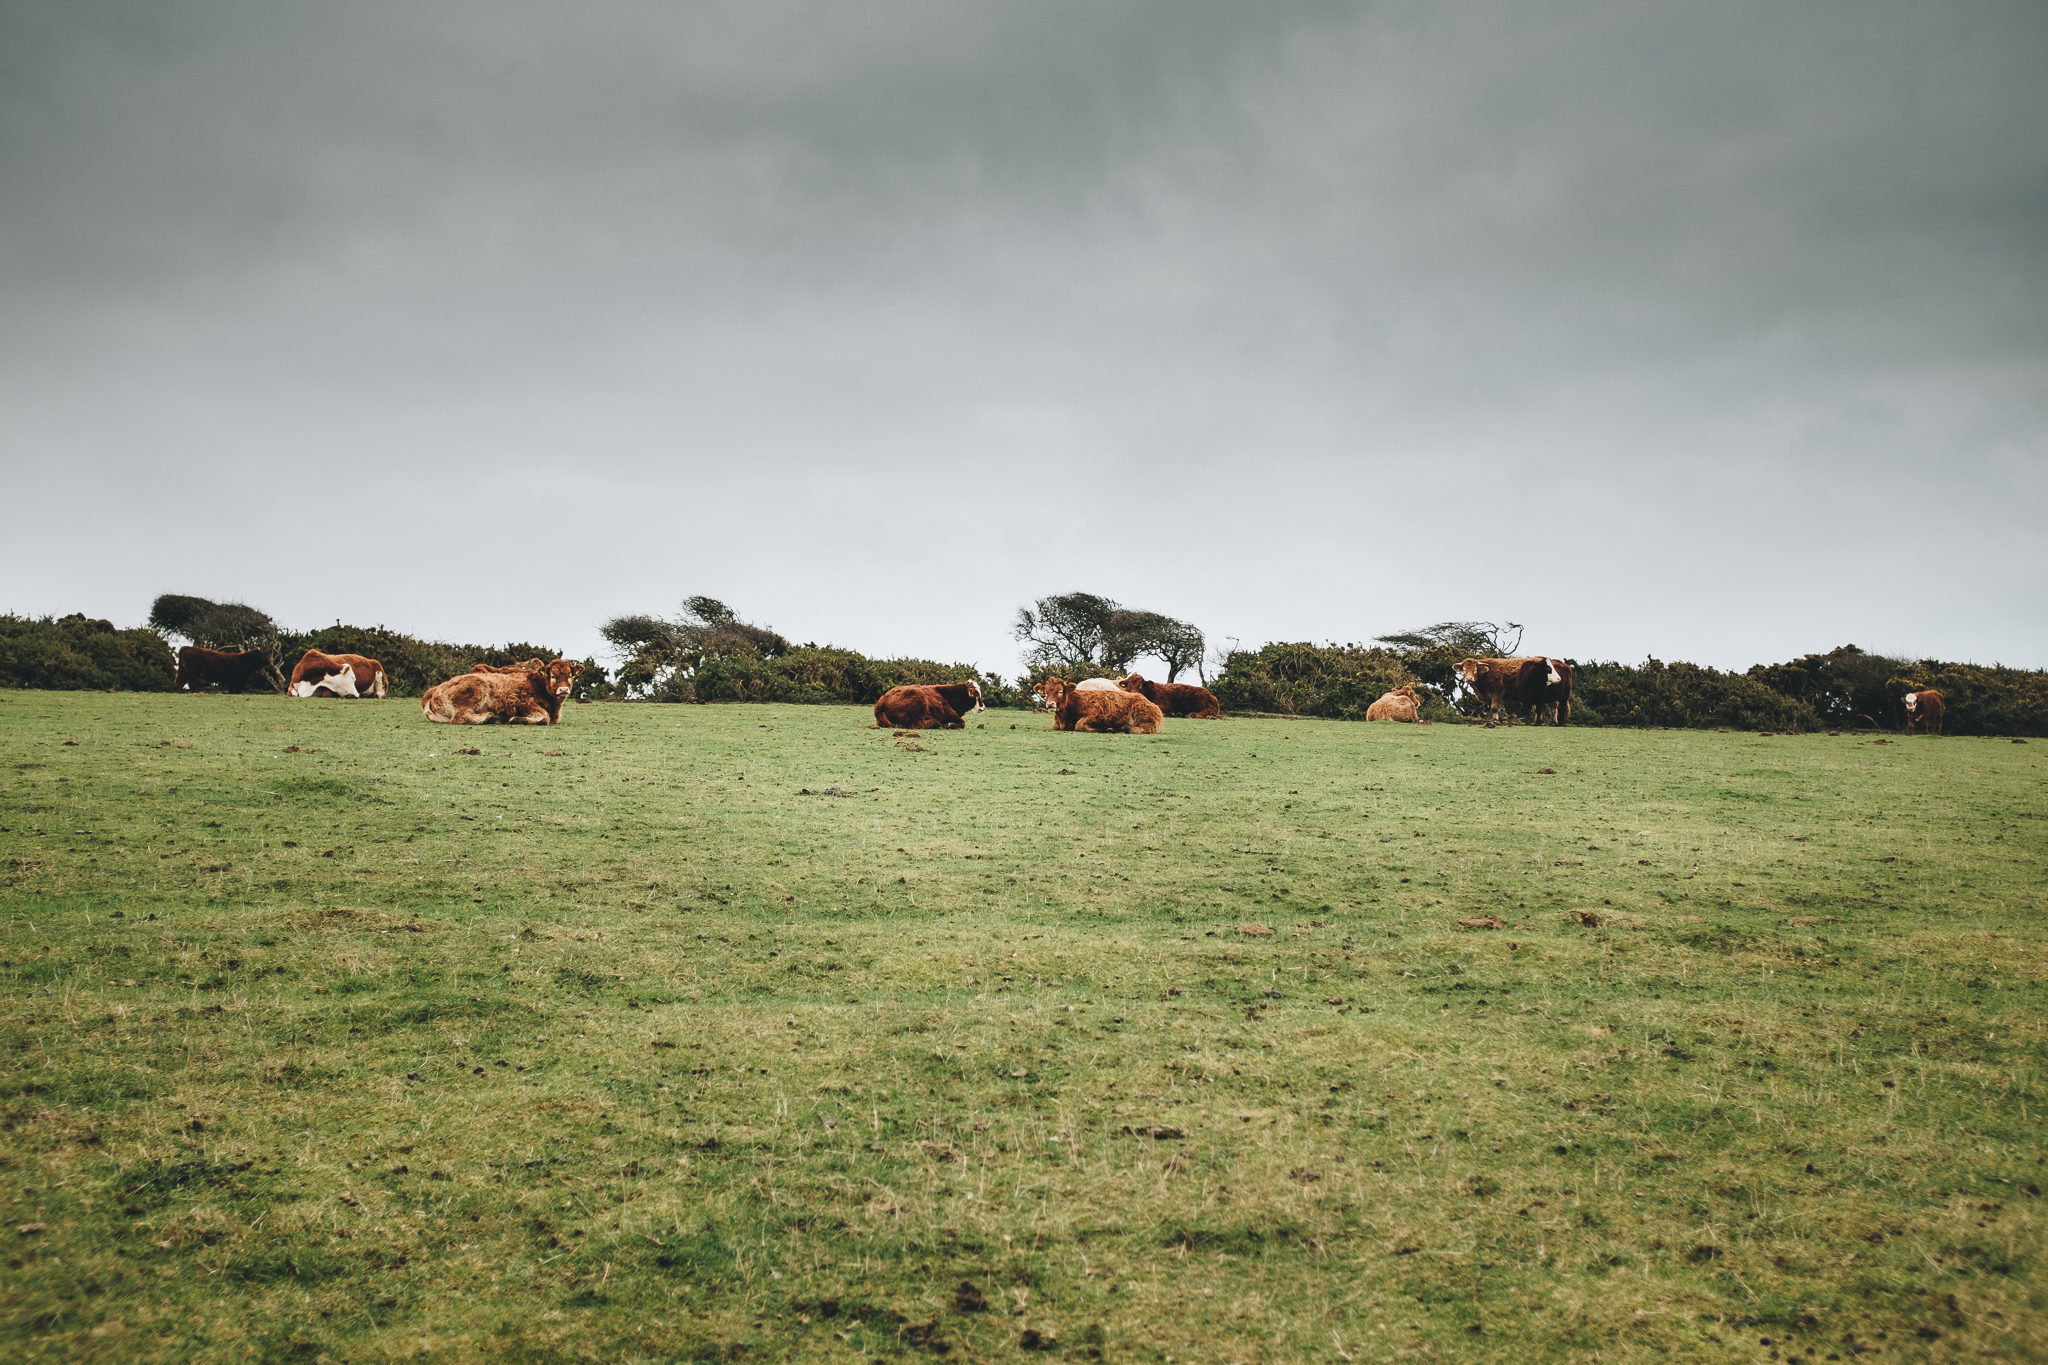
1210;643;1442;720
1748;645;1907;729
1881;661;2048;737
678;647;1009;707
0;615;176;692
1570;659;1820;731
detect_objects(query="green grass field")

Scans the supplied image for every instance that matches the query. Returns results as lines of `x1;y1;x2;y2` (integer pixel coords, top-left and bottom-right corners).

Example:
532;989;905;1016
2;693;2042;1362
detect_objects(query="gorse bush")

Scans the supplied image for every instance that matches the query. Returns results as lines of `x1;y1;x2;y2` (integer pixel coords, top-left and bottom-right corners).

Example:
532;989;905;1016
0;615;176;692
684;648;1011;708
1742;644;2048;736
1210;643;1450;721
1569;659;1821;732
604;597;1006;707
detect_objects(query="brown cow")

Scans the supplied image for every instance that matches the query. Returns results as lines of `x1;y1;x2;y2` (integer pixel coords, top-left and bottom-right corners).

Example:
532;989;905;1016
1365;686;1422;722
873;679;983;730
1055;688;1164;734
1903;688;1945;735
175;646;270;693
1038;676;1072;714
420;660;580;725
288;650;387;699
1455;656;1562;723
1119;672;1222;719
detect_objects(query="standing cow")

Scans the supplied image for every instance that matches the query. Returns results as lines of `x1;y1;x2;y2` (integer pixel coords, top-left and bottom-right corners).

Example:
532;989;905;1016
1903;688;1945;735
1529;658;1573;725
288;650;387;699
174;646;271;693
1458;658;1548;724
874;680;984;730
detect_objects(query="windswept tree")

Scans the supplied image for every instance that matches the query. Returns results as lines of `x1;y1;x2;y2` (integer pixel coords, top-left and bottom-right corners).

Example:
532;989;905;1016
600;597;790;700
1376;620;1526;699
1014;593;1206;682
148;593;281;652
1375;621;1524;659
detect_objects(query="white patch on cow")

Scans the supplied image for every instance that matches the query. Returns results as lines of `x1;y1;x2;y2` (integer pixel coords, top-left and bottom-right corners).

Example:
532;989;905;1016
1075;678;1120;692
294;667;354;699
1904;692;1918;712
1546;661;1562;686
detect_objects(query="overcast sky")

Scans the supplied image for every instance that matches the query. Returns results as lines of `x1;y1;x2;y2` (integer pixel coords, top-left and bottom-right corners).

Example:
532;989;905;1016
3;0;2043;675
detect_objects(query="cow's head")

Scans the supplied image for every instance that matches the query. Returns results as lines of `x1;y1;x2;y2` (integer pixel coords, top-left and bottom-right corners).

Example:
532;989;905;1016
1544;658;1562;686
1038;676;1069;711
539;659;580;698
1903;692;1918;712
1454;659;1479;686
964;678;984;715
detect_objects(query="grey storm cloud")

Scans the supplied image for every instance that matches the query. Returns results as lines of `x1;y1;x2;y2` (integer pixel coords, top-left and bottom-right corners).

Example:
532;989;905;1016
2;0;2044;673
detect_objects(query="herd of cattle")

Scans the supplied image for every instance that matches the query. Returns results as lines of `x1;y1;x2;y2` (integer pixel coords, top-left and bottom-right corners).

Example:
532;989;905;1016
172;644;1953;735
171;643;1600;730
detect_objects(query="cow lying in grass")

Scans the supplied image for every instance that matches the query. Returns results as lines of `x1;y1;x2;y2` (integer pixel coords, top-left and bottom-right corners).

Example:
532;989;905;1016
421;660;579;725
288;650;387;699
1036;676;1118;714
1119;672;1222;718
873;680;983;729
1365;686;1422;722
1055;687;1164;734
175;646;270;693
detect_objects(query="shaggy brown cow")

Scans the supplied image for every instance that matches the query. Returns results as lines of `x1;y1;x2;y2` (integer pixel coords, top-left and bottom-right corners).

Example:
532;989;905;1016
873;679;983;730
1119;672;1222;719
175;646;270;693
1903;688;1945;735
1055;688;1164;734
420;660;580;725
288;650;387;699
1454;656;1560;723
1365;686;1421;722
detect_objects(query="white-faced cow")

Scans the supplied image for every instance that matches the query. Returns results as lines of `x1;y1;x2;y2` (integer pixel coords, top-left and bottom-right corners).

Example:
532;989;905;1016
1903;688;1946;735
288;650;387;699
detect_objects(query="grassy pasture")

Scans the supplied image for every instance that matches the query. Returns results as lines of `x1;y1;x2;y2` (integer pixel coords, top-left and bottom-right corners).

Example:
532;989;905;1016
1;692;2043;1362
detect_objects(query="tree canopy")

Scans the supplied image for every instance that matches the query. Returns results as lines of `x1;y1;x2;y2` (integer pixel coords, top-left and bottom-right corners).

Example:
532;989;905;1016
1013;593;1207;682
